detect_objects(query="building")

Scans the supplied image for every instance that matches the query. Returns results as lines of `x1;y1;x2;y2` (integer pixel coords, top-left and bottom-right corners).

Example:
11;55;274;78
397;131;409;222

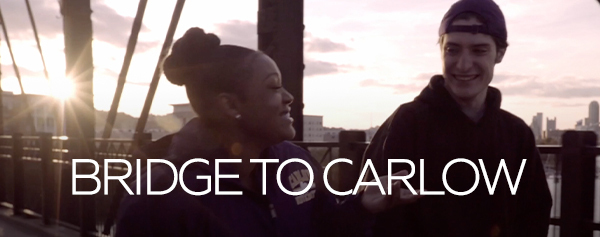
171;103;197;127
546;129;566;144
530;112;543;141
2;91;60;135
589;101;599;127
323;127;344;142
546;117;556;133
574;101;600;138
575;119;584;130
304;115;324;141
365;126;379;142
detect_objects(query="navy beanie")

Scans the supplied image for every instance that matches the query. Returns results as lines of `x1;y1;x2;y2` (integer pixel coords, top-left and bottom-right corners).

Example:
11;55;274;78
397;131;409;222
439;0;507;43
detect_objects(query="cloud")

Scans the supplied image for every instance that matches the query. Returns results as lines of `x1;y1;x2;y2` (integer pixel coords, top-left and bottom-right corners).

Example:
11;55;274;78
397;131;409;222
0;0;62;39
91;2;158;51
0;64;51;94
304;59;362;77
0;0;157;51
550;102;587;107
0;64;45;79
492;73;600;98
358;73;436;91
211;21;358;77
305;37;351;53
97;68;150;87
124;81;151;87
362;0;442;13
214;20;258;49
359;79;381;87
542;86;600;98
413;73;436;81
304;60;338;77
135;41;162;53
492;74;537;84
359;78;423;93
359;73;600;99
214;20;352;53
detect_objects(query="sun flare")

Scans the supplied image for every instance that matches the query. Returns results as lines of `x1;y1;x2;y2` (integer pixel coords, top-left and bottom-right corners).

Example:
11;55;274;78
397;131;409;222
50;78;74;100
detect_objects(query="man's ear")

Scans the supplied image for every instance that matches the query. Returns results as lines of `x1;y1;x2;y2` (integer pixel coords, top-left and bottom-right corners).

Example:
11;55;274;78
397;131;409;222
216;93;242;119
495;48;507;64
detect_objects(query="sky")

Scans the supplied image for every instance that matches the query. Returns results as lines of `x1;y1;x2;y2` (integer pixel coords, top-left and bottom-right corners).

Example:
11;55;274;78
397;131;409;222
1;0;599;130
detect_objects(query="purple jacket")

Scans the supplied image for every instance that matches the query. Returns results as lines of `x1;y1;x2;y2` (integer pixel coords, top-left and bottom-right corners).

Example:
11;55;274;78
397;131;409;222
116;119;371;237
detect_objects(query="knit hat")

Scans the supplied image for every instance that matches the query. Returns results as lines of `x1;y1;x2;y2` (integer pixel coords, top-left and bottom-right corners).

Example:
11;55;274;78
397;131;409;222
439;0;507;43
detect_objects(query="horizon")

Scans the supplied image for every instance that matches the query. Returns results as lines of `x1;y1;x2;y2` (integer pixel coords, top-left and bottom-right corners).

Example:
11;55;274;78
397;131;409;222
1;0;599;130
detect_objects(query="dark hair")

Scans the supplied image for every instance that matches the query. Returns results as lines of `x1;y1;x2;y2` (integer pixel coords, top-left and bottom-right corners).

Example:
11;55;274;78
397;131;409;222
438;11;509;50
163;28;258;118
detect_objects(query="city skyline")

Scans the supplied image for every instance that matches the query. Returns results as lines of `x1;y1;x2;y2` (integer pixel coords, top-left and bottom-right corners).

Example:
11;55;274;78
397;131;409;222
1;0;599;130
530;100;600;142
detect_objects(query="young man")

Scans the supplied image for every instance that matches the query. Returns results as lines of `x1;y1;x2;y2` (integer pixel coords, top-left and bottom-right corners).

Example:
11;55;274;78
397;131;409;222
364;0;552;236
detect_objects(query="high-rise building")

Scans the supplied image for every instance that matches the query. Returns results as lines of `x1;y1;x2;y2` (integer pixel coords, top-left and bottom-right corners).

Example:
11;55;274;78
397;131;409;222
574;101;600;139
546;117;556;133
545;117;556;137
589;101;599;127
575;119;586;130
304;115;324;141
530;112;543;140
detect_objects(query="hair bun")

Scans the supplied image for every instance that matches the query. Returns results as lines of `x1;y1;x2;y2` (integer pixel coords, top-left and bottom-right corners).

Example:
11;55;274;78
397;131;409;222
164;27;221;86
176;28;221;59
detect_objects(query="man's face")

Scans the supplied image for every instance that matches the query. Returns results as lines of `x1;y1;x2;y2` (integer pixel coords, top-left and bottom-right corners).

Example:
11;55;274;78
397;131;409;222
441;17;505;103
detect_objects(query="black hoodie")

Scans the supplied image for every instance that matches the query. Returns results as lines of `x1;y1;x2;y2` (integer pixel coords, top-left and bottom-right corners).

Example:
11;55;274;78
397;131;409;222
366;75;552;237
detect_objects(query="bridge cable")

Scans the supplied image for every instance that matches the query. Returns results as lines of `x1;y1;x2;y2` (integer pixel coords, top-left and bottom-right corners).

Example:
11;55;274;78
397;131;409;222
133;0;186;139
0;5;37;134
101;0;149;140
100;0;149;234
24;0;50;82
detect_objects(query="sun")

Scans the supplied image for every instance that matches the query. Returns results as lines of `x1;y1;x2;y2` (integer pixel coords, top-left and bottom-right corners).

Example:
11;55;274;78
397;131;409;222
50;78;74;100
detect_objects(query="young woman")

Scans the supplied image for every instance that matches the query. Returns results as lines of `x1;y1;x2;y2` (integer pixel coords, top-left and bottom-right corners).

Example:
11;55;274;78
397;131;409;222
116;28;419;237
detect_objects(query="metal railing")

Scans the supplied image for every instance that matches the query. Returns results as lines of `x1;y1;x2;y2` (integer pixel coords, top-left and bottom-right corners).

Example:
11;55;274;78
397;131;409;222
0;131;598;237
0;134;142;236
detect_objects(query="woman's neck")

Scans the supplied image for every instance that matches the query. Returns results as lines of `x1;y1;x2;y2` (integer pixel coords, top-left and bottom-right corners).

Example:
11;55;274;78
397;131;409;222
196;121;265;190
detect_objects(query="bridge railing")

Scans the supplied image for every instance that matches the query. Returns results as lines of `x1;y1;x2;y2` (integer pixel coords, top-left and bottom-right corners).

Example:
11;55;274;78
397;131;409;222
0;131;598;237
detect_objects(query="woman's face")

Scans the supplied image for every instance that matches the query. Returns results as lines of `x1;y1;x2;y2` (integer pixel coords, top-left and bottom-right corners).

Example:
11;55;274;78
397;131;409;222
236;53;295;145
